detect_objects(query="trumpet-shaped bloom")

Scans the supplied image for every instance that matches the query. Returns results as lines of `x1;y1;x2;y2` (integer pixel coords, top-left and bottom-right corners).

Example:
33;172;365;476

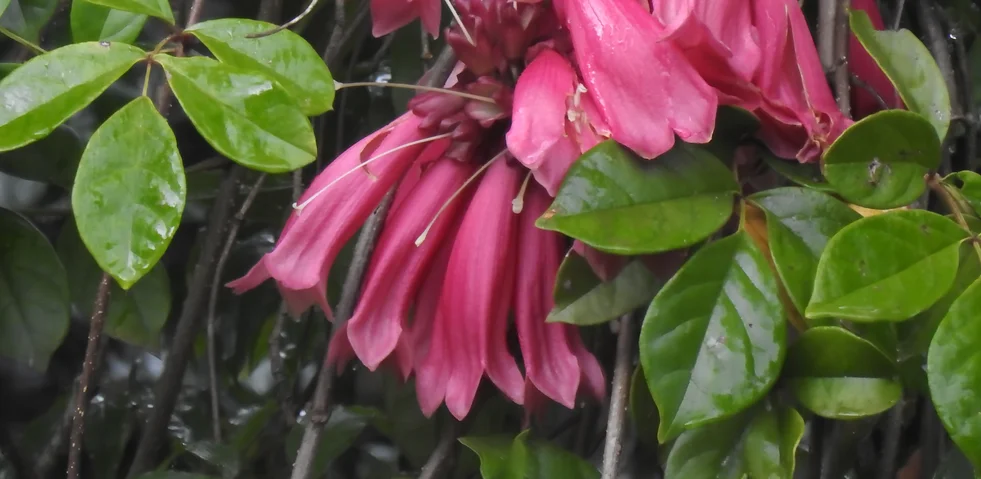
507;48;608;195
415;159;525;420
369;0;440;38
554;0;718;159
752;0;852;162
226;114;436;317
515;185;606;410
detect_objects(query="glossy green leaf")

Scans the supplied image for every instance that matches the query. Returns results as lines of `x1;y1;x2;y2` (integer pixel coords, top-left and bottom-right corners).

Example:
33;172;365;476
629;366;660;447
185;18;335;116
786;326;901;418
548;253;660;326
807;210;967;321
0;207;69;371
822;110;941;209
929;277;981;471
744;407;805;478
155;54;317;173
664;406;803;479
0;63;16;79
702;106;760;161
0;42;145;152
0;122;82;187
72;96;185;289
71;0;147;44
640;232;787;442
0;0;58;42
58;219;170;349
750;187;861;314
81;0;172;24
944;171;981;218
460;431;599;479
537;140;738;255
763;153;835;192
0;0;10;16
285;406;371;476
850;10;951;141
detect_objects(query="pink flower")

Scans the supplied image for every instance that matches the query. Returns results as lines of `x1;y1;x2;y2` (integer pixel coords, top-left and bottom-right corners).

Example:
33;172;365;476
651;0;762;109
226;114;441;317
506;48;608;195
330;159;475;374
515;184;606;411
849;0;904;118
369;0;440;38
415;158;525;419
553;0;718;159
751;0;852;162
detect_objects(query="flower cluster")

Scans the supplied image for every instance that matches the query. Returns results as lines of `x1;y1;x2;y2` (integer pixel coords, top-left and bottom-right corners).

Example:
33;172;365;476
230;0;895;419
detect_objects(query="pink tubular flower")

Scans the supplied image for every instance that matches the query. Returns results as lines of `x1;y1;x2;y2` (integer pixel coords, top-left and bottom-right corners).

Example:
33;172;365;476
507;48;608;195
415;158;525;420
515;185;606;411
651;0;762;109
226;114;437;317
849;0;904;118
369;0;440;38
553;0;718;159
331;159;475;374
751;0;852;162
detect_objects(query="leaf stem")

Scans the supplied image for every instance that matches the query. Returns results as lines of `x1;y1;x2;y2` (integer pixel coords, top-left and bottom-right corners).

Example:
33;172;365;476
0;26;45;55
335;81;496;104
142;63;153;97
927;173;981;261
246;0;320;38
66;273;112;479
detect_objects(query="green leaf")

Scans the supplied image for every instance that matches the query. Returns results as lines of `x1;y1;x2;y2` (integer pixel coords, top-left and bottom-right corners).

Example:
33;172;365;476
786;326;901;419
0;123;82;187
537;140;738;255
849;10;951;141
58;219;170;349
71;0;147;44
81;0;172;24
744;407;805;478
0;42;145;152
763;152;836;192
0;0;10;16
548;253;660;326
929;277;981;472
807;210;967;321
702;106;760;162
135;474;216;479
155;54;317;173
185;18;335;116
460;431;599;479
0;63;17;79
640;232;787;442
629;366;660;447
944;171;981;218
0;0;57;43
285;406;372;477
71;96;185;289
0;207;69;371
822;110;941;209
750;187;861;314
664;406;804;479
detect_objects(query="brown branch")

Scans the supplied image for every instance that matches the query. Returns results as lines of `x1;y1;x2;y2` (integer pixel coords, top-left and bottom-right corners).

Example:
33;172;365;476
817;0;838;71
126;166;244;478
832;0;852;117
600;315;634;479
916;0;960;138
66;273;112;479
418;420;462;479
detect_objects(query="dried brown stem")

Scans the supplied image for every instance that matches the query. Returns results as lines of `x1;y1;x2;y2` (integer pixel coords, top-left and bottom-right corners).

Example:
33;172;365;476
66;273;112;479
601;315;635;479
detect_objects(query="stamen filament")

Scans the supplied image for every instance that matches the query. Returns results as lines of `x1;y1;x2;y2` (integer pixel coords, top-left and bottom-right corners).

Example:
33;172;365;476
415;150;508;246
512;170;534;214
334;81;495;104
292;132;454;213
247;0;319;38
443;0;476;46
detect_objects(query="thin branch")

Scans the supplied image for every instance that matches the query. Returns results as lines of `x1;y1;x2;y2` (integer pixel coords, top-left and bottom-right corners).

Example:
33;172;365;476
817;0;837;71
832;0;851;117
876;399;906;479
205;173;267;442
850;73;889;111
126;167;244;478
185;0;208;28
601;315;634;479
290;188;397;479
916;0;961;133
892;0;906;30
418;420;462;479
66;273;112;479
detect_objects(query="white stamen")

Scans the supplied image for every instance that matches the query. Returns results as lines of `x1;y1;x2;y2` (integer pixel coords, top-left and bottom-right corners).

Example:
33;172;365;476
292;133;454;213
512;170;534;214
443;0;477;46
415;150;507;246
